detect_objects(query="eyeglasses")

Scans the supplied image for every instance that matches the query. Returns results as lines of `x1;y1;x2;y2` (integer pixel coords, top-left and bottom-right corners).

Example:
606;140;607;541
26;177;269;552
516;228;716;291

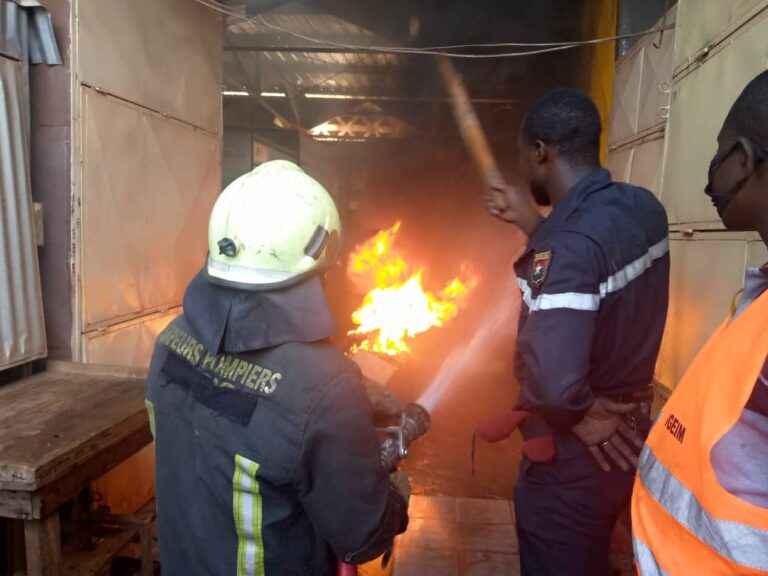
708;139;768;184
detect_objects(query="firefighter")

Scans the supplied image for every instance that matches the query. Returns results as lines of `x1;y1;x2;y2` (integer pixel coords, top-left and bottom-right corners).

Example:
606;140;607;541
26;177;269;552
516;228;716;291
145;160;409;575
486;89;670;576
632;71;768;575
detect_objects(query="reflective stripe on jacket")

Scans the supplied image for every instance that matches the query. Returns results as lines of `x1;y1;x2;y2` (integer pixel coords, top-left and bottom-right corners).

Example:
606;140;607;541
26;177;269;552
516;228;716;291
632;291;768;575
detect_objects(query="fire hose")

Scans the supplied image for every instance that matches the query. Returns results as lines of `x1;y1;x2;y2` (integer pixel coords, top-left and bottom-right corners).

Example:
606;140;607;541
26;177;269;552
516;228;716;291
337;403;431;576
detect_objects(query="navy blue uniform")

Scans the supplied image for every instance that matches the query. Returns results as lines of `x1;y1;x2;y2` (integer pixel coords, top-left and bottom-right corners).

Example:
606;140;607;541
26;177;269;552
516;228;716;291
512;168;669;576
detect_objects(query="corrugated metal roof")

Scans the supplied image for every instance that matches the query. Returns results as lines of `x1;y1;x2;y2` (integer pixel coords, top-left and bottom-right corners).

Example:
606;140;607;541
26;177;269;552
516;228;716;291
0;54;47;370
228;12;376;40
0;0;61;64
261;50;400;92
225;10;401;95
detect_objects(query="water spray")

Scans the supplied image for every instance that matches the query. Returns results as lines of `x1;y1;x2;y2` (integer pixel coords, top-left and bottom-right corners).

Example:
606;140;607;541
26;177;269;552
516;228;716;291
417;296;512;413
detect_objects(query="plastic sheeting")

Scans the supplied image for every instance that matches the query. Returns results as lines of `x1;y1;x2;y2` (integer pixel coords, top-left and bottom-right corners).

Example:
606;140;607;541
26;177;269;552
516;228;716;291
0;55;46;369
0;0;58;370
0;0;61;64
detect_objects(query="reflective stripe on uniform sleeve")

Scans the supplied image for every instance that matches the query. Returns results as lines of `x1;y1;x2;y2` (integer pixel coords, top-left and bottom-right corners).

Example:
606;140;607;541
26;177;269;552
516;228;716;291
517;277;600;311
599;237;669;296
637;445;768;571
233;454;265;576
518;236;669;312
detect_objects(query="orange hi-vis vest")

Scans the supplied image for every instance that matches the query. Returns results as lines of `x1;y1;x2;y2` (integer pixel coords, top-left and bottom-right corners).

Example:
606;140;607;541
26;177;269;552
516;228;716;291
632;291;768;575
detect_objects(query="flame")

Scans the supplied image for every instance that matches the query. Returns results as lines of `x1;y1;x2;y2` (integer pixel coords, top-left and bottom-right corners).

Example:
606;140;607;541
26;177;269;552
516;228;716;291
348;221;408;288
348;222;477;356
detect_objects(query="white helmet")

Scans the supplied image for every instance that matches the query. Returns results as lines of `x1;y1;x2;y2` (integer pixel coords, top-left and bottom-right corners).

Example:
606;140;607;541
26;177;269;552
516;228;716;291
206;160;341;290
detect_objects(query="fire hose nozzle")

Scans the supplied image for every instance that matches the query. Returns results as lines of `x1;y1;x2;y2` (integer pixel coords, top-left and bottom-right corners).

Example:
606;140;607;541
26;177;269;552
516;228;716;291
379;403;431;473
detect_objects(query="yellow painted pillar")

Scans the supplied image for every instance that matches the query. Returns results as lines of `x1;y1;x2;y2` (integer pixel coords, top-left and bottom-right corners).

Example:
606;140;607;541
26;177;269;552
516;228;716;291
581;0;618;163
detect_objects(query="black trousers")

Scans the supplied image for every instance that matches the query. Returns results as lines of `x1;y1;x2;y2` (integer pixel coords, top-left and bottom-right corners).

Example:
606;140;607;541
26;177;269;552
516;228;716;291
513;447;636;576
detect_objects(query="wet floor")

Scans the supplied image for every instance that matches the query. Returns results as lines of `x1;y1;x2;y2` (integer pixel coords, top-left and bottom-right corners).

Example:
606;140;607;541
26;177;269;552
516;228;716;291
388;496;635;576
387;355;522;498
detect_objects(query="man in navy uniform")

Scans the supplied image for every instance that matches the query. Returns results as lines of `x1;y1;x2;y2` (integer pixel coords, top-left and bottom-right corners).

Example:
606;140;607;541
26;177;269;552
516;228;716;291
487;89;670;576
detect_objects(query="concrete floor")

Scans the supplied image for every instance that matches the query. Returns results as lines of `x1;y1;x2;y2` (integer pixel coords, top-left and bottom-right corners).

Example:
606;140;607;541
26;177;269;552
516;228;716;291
390;496;635;576
393;495;518;576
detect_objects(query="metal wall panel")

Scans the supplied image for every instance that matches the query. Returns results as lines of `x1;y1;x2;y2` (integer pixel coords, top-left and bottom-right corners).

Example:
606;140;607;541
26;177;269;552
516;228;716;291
661;11;768;225
81;88;219;329
746;240;768;268
0;55;46;370
83;311;176;367
608;49;643;144
605;146;633;182
76;0;221;133
674;0;767;72
637;26;675;133
81;89;143;325
629;136;665;198
608;7;675;147
140;113;219;311
655;237;750;389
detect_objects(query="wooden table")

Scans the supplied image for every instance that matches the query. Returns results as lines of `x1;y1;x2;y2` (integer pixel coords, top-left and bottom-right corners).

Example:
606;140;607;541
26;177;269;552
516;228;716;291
0;362;153;576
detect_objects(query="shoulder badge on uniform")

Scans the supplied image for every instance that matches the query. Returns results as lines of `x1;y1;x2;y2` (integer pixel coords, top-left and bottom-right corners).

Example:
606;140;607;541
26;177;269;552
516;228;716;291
531;250;552;287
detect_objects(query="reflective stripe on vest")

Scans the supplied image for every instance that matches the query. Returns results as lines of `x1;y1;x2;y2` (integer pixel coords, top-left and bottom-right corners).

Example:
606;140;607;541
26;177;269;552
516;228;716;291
633;536;670;576
632;290;768;575
637;445;768;571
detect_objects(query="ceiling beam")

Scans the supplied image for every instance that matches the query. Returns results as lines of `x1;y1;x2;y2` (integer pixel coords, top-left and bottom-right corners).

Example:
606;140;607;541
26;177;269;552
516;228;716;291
225;93;516;105
225;44;377;54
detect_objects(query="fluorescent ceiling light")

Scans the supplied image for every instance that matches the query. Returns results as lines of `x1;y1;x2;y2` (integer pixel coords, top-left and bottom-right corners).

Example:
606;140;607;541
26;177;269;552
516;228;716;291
260;91;287;98
222;90;250;97
304;93;364;100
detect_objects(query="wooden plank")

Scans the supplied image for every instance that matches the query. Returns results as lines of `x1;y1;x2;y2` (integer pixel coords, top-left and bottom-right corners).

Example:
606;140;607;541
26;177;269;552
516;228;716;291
108;499;157;576
61;524;140;576
46;361;148;379
0;488;33;518
0;423;151;520
0;369;148;489
31;425;152;519
139;523;154;576
25;513;62;576
106;498;156;527
118;540;161;565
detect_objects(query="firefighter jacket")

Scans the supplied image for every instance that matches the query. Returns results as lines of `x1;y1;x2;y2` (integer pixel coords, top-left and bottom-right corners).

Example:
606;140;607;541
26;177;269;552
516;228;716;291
632;290;768;575
514;168;670;438
145;272;408;576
